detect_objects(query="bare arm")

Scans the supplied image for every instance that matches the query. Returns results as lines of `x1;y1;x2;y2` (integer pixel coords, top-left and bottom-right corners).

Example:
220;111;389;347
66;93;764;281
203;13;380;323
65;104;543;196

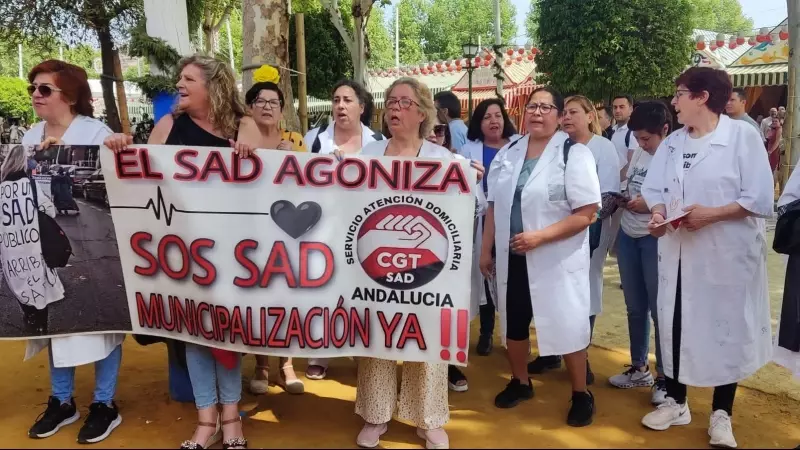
147;115;174;145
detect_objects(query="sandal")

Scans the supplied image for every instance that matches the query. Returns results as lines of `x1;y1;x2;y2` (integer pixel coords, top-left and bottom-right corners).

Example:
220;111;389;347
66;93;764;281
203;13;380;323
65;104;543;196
278;364;305;395
249;365;270;395
305;364;328;380
221;417;247;449
180;420;220;449
447;365;469;392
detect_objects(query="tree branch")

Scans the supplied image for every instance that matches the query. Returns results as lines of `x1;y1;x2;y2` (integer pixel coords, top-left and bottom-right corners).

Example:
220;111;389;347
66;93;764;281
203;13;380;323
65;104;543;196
211;0;234;32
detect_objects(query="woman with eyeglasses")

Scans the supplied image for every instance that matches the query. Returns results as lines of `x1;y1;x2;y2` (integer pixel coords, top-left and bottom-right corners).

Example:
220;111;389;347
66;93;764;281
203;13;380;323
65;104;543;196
20;60;123;445
426;118;452;151
527;95;620;383
241;67;306;399
640;67;773;448
351;77;484;450
105;54;259;450
481;86;600;427
458;99;518;359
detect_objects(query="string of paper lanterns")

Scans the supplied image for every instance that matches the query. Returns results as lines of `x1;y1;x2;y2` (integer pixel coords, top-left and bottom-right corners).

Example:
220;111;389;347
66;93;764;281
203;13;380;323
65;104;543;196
367;46;540;77
695;25;789;51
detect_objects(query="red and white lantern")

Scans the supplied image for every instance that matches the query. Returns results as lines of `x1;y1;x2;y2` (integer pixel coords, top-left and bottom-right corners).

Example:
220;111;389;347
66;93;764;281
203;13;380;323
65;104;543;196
716;33;725;48
695;34;706;51
728;37;737;49
780;25;789;41
736;31;745;45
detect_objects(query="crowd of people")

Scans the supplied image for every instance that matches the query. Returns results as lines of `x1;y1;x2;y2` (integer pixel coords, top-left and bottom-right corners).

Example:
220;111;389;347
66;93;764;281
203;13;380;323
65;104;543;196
1;54;798;450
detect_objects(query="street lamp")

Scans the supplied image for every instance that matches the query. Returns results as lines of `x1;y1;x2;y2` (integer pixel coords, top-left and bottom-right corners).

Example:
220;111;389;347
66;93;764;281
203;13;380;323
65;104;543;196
462;41;479;121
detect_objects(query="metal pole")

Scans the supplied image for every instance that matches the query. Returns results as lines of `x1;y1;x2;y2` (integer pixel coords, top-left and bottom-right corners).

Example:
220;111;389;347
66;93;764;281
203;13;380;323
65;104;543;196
296;13;309;134
468;61;474;122
18;44;23;80
226;19;235;71
494;0;502;98
394;6;399;68
785;0;800;189
59;45;64;61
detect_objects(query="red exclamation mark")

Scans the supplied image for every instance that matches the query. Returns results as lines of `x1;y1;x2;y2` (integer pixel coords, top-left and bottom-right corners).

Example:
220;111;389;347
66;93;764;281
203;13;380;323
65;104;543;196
456;309;468;363
440;309;451;361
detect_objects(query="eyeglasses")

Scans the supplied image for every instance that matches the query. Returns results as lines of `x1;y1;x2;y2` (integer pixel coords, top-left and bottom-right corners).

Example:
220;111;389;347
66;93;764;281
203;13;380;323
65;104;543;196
27;83;62;98
525;103;556;115
386;98;419;110
673;89;691;99
251;98;282;110
433;124;447;136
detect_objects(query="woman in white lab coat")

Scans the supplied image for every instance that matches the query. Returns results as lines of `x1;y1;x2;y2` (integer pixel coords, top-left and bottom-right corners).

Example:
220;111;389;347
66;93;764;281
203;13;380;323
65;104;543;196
21;59;123;444
774;166;800;380
527;94;620;383
640;67;773;449
459;98;520;357
481;86;601;427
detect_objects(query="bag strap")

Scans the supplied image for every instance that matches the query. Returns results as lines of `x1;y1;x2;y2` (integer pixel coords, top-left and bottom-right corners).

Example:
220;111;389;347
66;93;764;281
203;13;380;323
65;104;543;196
625;129;632;148
563;138;574;165
310;122;329;153
27;175;40;211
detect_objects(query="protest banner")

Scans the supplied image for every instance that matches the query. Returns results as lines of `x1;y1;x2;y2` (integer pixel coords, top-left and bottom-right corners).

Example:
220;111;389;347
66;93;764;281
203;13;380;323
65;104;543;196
32;175;52;202
100;146;477;365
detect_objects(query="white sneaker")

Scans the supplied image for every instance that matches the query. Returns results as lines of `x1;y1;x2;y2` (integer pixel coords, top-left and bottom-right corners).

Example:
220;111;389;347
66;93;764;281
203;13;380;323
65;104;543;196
641;397;692;431
651;378;668;405
709;410;737;448
609;365;655;389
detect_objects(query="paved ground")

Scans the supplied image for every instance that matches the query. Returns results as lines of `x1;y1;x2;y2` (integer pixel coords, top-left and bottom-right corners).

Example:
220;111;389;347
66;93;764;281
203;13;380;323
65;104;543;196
0;198;130;338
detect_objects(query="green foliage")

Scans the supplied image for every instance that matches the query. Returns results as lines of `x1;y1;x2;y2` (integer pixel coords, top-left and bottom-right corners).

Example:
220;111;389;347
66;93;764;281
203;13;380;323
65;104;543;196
0;38;99;79
535;0;694;102
289;9;353;98
366;6;394;69
128;21;181;72
422;0;517;61
524;1;537;47
390;0;427;66
0;76;34;121
130;74;177;100
215;8;243;70
689;0;754;33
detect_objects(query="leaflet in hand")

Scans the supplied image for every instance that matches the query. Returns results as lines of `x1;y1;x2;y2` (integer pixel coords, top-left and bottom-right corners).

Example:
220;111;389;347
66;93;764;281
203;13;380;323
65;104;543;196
653;211;690;228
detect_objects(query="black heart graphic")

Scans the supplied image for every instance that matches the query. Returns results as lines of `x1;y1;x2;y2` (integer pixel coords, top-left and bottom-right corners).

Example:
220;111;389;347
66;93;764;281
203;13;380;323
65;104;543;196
270;200;322;239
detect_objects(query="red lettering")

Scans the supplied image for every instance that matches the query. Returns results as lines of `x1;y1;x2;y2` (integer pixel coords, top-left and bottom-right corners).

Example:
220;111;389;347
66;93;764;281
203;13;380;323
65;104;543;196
412;161;442;192
273;154;305;185
368;159;401;190
139;149;164;180
377;311;402;348
190;238;217;286
131;232;157;276
304;307;323;349
305;157;334;187
157;234;190;280
232;153;262;183
285;308;305;348
336;158;367;188
197;302;215;340
299;242;334;288
136;292;161;328
350;307;369;347
396;313;426;349
174;149;200;181
260;241;297;287
200;151;231;182
233;239;259;288
441;162;471;194
267;308;288;348
229;307;246;344
115;148;142;179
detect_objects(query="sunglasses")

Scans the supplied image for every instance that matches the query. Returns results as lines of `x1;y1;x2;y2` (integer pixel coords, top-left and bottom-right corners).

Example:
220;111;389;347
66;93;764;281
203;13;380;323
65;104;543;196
27;83;63;98
433;124;447;136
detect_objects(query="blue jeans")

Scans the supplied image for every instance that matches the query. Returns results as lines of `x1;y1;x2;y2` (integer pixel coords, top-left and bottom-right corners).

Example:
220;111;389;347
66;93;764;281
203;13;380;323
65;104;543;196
185;344;242;410
616;229;663;375
50;344;122;405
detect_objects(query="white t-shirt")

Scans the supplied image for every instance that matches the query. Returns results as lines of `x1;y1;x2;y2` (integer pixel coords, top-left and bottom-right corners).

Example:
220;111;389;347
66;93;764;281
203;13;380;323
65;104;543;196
683;132;712;172
620;148;654;238
360;138;455;159
22;115;112;146
611;123;638;167
585;135;621;193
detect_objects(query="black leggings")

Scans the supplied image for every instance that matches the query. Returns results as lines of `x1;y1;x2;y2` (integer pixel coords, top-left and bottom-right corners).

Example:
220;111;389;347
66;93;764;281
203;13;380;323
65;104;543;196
480;217;497;336
506;254;534;341
665;266;737;415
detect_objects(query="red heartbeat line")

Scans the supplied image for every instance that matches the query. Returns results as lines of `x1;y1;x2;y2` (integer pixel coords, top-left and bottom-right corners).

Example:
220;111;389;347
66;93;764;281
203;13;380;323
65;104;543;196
110;186;270;226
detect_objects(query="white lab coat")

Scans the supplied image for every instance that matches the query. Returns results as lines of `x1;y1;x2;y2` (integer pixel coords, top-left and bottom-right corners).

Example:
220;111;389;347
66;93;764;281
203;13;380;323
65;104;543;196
489;132;601;354
304;122;383;154
640;115;773;387
458;137;520;311
22;116;124;368
774;167;800;379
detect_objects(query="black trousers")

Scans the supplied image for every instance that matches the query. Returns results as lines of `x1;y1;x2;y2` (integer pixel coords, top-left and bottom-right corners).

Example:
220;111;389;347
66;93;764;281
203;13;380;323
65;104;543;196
665;266;737;415
480;217;497;336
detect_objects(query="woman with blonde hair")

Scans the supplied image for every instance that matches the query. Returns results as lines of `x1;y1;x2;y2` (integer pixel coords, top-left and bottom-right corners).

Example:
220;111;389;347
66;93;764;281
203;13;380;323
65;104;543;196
351;78;483;449
105;54;260;449
527;95;620;383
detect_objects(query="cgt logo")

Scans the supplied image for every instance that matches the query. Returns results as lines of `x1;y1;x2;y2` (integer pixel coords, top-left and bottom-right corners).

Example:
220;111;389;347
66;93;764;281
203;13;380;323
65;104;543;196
357;205;448;290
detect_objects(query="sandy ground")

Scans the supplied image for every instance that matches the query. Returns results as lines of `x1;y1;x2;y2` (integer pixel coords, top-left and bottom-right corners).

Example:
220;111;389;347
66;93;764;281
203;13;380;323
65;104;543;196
0;234;798;448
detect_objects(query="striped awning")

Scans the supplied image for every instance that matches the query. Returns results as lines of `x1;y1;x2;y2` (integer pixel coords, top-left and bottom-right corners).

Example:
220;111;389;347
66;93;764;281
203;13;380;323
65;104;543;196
727;65;788;88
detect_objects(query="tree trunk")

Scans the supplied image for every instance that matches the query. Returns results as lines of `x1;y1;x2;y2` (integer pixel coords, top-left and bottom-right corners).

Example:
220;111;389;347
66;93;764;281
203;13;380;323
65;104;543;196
97;26;122;132
242;0;300;132
204;26;218;55
113;50;131;134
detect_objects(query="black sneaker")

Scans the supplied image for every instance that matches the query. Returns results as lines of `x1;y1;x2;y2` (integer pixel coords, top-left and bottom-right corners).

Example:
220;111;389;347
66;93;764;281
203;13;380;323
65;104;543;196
448;365;469;392
494;378;534;408
29;396;80;439
476;334;493;356
77;402;122;444
586;359;595;385
567;391;595;427
527;355;562;374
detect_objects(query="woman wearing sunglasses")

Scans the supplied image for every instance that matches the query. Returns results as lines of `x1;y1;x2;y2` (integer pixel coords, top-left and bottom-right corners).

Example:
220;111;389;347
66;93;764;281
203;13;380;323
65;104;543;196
20;60;124;445
481;86;600;426
459;99;519;359
352;78;484;450
426;120;452;151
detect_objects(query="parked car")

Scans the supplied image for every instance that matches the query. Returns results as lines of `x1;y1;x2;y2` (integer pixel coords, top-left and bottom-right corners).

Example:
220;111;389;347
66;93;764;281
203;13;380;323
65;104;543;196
71;167;96;196
82;168;108;207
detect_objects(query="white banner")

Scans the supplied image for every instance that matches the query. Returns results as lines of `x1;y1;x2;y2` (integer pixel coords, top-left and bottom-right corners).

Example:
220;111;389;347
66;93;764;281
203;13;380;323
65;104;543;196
100;146;476;365
32;175;52;202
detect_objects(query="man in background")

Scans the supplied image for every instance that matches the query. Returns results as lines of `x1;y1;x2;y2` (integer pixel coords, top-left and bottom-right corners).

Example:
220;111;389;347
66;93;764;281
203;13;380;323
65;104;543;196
611;95;638;184
726;88;763;139
597;105;614;140
761;107;778;144
434;91;468;152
